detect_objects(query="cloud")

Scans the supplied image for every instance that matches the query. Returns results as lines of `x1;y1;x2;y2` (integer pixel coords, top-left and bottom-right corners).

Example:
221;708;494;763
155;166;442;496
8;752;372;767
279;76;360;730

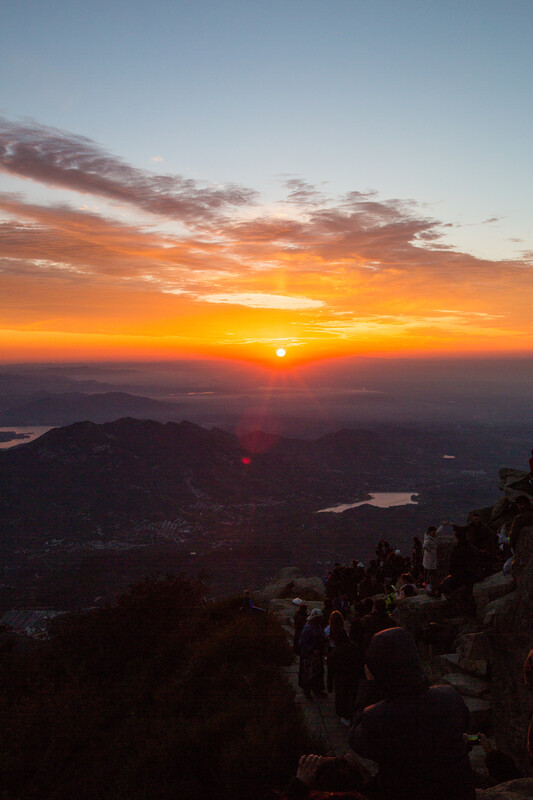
0;118;256;224
284;178;325;205
197;292;324;310
1;118;533;356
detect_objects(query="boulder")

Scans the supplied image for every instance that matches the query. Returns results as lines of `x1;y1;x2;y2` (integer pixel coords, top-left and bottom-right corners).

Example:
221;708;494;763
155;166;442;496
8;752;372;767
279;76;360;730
455;631;489;676
457;630;488;661
256;567;324;603
476;778;533;799
441;672;490;698
390;594;448;639
498;469;533;502
482;590;517;627
473;573;515;620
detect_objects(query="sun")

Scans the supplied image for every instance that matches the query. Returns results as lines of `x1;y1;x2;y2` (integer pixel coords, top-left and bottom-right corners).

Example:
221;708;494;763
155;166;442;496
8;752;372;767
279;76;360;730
276;348;286;358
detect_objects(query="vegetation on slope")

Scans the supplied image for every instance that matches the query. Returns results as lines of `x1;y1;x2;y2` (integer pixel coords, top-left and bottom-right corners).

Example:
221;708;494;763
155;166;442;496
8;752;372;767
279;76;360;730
0;576;319;799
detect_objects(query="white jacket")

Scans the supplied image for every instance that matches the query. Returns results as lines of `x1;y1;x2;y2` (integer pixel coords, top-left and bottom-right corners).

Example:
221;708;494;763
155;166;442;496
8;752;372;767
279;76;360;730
422;530;439;570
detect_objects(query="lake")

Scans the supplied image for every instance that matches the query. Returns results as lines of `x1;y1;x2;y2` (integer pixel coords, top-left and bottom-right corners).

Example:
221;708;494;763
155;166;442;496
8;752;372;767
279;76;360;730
317;492;419;513
0;426;53;449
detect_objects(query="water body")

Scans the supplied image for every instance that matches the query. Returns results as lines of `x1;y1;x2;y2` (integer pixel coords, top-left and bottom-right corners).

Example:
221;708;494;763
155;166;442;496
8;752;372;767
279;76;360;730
0;426;53;449
317;492;419;513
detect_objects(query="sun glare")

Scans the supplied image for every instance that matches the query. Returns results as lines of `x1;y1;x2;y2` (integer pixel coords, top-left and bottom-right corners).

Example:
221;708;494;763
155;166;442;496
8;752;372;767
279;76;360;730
276;348;286;358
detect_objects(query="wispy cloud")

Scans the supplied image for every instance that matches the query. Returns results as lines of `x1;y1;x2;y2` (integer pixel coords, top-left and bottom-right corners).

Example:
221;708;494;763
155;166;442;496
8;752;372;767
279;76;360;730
0;119;256;224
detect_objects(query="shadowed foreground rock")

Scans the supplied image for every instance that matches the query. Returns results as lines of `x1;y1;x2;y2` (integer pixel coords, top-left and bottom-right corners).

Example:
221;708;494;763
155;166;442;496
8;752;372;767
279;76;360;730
476;778;533;798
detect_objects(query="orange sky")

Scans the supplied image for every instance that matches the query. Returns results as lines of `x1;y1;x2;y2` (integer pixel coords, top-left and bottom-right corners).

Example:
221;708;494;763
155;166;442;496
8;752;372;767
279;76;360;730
1;121;533;366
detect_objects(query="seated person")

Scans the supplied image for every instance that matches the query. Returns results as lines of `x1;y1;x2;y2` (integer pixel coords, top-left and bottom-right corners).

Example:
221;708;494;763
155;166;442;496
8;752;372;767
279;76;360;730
396;572;417;599
349;627;476;800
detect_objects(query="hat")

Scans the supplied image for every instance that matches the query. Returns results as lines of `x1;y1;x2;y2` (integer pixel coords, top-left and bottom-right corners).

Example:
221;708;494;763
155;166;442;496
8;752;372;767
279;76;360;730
292;597;303;605
307;607;322;621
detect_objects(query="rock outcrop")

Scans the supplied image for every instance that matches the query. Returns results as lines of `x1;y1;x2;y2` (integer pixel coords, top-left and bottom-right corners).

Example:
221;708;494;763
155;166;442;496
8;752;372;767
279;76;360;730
255;567;324;605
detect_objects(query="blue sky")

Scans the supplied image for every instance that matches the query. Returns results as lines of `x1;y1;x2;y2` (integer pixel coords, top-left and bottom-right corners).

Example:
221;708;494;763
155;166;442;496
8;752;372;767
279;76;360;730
3;0;532;257
1;1;532;363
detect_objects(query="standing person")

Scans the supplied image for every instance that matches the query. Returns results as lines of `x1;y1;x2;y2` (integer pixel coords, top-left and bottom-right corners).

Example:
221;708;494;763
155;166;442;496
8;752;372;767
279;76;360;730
422;525;439;593
325;609;346;693
327;628;365;725
293;603;308;654
411;536;423;582
298;608;327;700
349;627;476;800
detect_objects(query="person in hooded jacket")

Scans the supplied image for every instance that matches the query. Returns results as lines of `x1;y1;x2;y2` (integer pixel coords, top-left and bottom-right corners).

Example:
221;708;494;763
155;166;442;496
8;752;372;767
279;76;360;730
349;627;476;800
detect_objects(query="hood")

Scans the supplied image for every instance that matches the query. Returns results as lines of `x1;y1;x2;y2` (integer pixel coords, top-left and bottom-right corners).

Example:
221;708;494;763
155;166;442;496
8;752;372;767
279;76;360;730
366;627;427;698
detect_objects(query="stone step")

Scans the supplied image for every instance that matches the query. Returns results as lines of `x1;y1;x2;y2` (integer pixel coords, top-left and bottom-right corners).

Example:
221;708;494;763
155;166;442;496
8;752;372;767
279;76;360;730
442;672;490;698
464;696;492;733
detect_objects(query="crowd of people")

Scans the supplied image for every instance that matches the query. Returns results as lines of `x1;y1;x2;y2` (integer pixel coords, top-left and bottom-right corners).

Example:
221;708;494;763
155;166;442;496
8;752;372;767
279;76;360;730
277;496;533;800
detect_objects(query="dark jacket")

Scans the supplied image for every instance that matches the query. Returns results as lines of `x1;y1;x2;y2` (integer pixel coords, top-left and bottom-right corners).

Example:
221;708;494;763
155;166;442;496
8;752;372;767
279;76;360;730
327;633;365;718
448;540;482;586
349;627;475;800
359;609;395;653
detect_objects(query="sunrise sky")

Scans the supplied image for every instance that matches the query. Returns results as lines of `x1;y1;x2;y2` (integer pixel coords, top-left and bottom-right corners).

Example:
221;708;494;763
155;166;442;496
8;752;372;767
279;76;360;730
1;1;533;365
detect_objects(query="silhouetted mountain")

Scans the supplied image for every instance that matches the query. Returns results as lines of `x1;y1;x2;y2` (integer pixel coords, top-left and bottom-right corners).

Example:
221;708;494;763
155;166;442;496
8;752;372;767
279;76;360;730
0;371;114;405
1;417;531;608
0;391;184;425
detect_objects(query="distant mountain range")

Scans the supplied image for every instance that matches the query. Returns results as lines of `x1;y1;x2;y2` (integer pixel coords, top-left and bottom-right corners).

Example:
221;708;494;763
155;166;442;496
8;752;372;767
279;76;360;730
0;391;185;425
1;416;530;608
0;415;524;540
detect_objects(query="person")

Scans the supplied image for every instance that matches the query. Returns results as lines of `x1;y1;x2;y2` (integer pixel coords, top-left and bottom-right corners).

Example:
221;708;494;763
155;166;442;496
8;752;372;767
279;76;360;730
333;592;351;619
325;609;346;644
475;733;521;784
349;627;476;800
509;495;533;553
376;539;391;562
396;572;417;600
383;584;395;612
359;598;395;653
422;525;439;593
455;512;495;552
327;627;364;725
435;530;481;600
298;608;327;700
239;588;266;613
293;603;308;654
319;597;334;630
411;536;423;582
